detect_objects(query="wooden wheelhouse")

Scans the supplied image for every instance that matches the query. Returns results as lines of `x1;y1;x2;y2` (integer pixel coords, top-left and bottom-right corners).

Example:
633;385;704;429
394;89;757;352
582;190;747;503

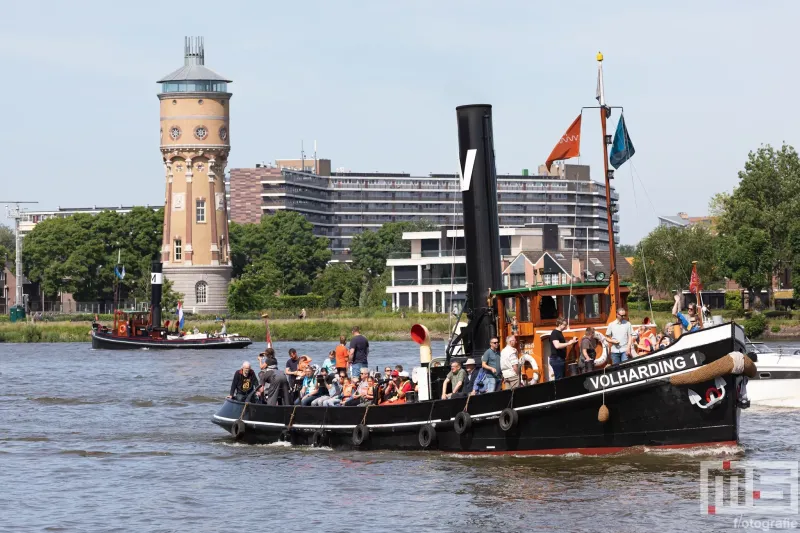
493;281;631;383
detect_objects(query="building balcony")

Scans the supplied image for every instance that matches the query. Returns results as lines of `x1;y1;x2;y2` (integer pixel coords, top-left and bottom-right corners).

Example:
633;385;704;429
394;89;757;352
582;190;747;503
387;249;466;259
393;277;468;286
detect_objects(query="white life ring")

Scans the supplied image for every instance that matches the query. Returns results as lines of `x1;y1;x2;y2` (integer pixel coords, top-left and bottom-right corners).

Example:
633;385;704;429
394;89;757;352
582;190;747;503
594;341;608;367
520;354;540;384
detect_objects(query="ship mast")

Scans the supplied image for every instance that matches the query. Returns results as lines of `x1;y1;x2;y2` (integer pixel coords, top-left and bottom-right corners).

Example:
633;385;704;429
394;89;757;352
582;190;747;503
596;52;621;317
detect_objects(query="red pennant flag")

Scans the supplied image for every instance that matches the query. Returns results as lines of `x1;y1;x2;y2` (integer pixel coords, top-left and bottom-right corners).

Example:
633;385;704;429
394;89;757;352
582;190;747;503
689;263;702;294
546;114;582;171
262;313;273;349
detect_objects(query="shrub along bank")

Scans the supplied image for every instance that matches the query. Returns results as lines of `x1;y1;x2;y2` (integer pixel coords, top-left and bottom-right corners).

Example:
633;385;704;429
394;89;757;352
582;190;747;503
0;316;453;343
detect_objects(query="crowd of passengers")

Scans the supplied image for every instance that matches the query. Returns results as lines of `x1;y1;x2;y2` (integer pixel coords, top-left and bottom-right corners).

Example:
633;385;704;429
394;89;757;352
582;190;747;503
226;294;710;402
546;292;710;379
227;352;503;406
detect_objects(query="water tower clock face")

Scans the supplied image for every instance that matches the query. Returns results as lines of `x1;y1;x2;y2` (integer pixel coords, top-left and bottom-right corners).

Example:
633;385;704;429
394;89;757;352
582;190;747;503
169;126;181;141
194;126;208;140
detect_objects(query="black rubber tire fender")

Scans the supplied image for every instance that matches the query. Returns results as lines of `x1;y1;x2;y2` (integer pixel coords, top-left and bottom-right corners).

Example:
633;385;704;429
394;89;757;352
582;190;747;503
499;407;518;432
231;420;246;440
453;411;472;435
312;430;325;448
279;429;292;443
418;423;437;449
352;424;369;446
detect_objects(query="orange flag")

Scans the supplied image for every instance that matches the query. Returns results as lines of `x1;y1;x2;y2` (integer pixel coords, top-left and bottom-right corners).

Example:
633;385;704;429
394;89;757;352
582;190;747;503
545;114;582;170
689;262;702;294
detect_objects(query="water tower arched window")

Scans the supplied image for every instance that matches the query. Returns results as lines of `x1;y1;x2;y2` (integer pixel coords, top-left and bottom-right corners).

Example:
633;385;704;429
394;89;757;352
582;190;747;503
195;281;207;304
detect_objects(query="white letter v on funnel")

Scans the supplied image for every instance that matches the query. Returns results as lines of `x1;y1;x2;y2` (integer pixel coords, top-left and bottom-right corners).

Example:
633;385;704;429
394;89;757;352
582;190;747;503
458;149;477;192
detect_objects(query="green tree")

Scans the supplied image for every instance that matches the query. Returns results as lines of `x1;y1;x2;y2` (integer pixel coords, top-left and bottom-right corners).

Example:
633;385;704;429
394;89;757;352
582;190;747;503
351;230;385;276
313;263;363;307
227;259;283;313
351;221;436;277
22;208;165;302
229;221;266;279
714;227;773;309
0;224;14;266
716;144;800;307
364;269;392;308
228;211;330;294
631;225;719;295
0;244;11;266
618;244;636;257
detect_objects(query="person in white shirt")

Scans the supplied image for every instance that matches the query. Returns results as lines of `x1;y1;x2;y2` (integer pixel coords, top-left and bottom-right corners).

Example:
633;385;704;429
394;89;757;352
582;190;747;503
606;308;634;365
500;335;520;389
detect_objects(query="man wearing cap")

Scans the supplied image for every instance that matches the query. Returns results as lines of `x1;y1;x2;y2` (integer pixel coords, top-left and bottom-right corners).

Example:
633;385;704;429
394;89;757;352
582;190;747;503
257;349;291;405
453;358;479;398
441;360;467;400
606;308;634;365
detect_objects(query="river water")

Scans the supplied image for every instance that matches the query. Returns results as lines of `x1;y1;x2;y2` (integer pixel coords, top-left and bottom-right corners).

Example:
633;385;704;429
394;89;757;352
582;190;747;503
2;341;800;533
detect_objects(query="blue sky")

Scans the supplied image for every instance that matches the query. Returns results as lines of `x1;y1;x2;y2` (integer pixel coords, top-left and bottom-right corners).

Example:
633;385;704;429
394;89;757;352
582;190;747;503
1;1;797;244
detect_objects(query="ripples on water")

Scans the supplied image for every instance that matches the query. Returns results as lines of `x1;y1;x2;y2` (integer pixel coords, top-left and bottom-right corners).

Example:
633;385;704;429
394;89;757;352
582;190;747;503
1;341;799;532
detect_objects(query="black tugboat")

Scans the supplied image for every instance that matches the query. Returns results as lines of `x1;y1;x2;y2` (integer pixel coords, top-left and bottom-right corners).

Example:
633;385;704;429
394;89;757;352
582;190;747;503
212;70;754;453
91;261;251;350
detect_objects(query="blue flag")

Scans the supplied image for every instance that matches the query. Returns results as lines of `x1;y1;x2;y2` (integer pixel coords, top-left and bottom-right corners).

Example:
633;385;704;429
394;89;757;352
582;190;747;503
609;114;635;169
114;265;125;280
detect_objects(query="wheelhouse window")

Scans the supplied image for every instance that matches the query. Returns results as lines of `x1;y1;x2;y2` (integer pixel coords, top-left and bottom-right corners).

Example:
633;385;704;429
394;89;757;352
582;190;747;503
519;295;531;322
539;295;558;320
195;281;207;304
196;200;206;223
584;294;601;319
174;239;182;261
504;297;516;316
561;295;579;320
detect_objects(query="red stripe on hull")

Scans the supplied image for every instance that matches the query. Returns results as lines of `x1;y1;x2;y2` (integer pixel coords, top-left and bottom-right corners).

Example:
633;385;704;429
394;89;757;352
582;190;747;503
456;440;739;456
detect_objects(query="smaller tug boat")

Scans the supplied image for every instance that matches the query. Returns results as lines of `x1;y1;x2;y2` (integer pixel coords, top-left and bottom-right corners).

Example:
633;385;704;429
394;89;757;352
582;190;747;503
91;261;251;350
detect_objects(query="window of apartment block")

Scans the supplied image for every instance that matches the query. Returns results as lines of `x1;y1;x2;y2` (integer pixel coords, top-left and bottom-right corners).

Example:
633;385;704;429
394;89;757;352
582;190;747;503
196;199;206;223
174;239;182;261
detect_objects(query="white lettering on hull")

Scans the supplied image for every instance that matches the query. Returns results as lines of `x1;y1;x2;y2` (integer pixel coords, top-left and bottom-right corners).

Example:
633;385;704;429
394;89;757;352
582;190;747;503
583;352;706;393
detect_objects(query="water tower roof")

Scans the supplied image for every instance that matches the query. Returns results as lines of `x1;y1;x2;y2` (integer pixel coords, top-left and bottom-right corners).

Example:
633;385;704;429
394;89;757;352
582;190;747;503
157;37;232;83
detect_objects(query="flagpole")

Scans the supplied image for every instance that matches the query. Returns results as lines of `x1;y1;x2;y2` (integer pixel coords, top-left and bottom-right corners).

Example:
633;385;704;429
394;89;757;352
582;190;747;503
692;260;704;310
262;312;272;349
597;52;621;319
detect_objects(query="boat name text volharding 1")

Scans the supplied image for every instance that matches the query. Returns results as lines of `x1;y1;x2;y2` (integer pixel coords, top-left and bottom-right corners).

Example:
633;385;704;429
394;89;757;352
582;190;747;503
583;352;706;392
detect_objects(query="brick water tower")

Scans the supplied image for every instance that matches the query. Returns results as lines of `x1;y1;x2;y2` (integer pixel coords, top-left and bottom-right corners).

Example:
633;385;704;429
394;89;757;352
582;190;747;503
158;37;232;313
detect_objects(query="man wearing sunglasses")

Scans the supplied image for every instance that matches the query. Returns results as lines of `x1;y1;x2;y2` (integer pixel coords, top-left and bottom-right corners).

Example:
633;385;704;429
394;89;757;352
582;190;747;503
480;337;502;393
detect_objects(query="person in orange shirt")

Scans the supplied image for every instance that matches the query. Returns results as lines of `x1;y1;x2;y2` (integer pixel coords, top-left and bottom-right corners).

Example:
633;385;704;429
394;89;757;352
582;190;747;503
334;335;349;373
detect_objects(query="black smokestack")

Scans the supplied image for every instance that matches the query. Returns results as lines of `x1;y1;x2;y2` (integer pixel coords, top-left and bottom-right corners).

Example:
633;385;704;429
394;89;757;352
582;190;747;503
150;260;163;328
456;105;502;356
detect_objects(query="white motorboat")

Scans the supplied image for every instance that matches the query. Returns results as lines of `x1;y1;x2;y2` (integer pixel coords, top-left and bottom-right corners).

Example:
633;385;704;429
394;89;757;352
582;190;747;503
745;340;800;408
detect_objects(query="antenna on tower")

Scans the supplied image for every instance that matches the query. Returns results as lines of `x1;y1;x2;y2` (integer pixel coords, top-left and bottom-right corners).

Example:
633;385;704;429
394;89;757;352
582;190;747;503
314;140;318;175
184;36;205;66
301;140;306;173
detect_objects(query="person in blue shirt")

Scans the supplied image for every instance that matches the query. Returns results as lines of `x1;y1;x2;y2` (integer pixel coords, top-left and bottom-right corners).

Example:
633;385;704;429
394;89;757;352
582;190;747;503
480;337;502;393
672;294;701;333
296;366;324;405
322;350;337;375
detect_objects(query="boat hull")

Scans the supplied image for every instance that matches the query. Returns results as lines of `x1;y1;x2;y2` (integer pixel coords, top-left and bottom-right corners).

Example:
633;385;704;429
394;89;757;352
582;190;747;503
212;323;746;453
91;330;252;350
